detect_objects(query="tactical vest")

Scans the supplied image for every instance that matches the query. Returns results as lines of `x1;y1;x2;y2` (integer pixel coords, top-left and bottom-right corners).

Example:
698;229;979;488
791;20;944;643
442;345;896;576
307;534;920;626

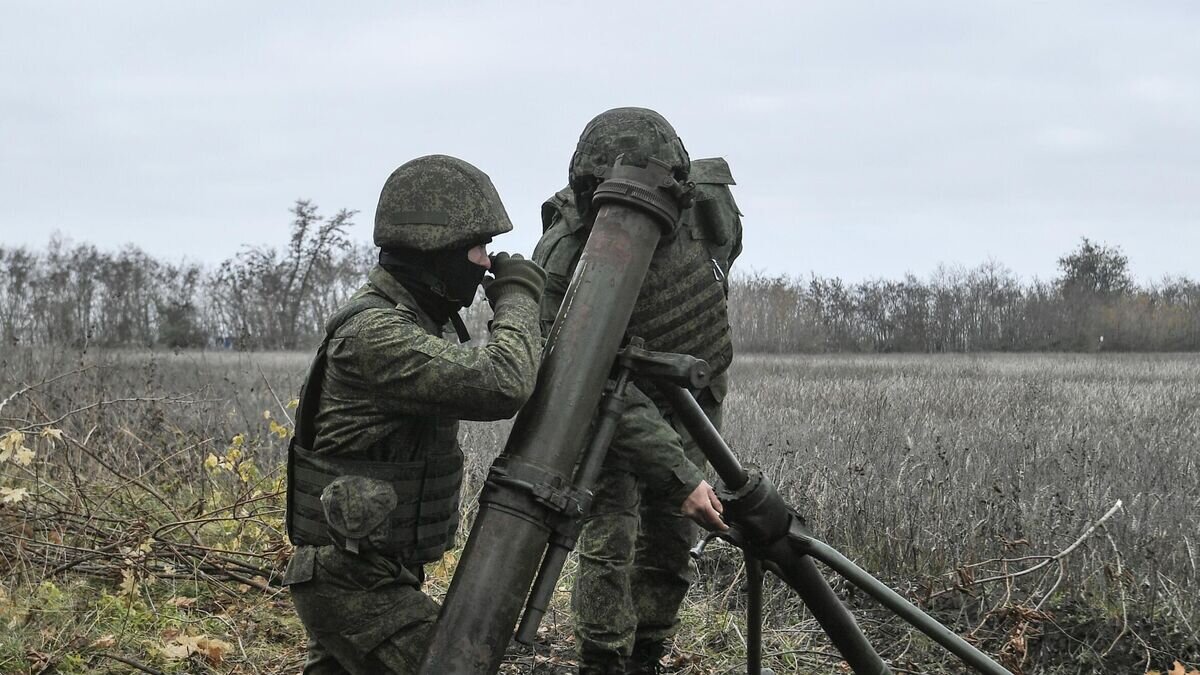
540;170;734;398
628;229;733;391
285;292;464;565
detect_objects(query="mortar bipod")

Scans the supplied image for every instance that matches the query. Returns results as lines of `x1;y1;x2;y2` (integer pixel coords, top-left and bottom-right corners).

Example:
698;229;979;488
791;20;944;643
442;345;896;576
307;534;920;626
660;380;1014;675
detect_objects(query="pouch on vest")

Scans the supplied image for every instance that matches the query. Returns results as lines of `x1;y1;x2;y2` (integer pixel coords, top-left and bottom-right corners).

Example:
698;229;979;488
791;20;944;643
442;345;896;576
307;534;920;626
322;476;399;555
686;158;743;273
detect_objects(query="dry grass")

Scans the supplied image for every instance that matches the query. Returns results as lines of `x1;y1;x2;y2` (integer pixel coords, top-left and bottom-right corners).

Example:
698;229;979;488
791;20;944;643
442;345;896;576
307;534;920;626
709;353;1199;673
1;348;1197;674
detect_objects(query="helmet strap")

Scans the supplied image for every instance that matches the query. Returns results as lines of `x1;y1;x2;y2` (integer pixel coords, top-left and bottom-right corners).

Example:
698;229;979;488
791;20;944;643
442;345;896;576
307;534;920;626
448;313;471;344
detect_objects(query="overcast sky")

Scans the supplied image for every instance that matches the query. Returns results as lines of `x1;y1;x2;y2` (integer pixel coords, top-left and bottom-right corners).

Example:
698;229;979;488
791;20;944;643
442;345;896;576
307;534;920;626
2;2;1197;283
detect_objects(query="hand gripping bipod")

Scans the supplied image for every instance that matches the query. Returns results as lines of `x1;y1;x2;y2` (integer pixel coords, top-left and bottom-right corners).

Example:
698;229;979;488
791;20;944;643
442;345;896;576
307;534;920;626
657;380;1014;675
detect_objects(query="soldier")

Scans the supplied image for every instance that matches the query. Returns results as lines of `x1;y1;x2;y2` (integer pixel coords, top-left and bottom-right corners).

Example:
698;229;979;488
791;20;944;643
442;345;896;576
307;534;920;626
282;155;547;674
533;108;743;674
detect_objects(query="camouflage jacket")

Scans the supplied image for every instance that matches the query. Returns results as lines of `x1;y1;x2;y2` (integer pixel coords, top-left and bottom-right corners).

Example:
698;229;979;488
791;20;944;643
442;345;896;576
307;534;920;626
308;264;542;462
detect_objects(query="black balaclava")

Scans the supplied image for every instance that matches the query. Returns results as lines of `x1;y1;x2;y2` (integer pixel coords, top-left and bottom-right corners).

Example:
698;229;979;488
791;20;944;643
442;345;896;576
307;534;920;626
378;243;487;342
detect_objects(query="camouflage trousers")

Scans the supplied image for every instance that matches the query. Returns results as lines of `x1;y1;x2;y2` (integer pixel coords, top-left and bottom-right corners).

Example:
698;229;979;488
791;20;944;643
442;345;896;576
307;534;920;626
573;388;722;672
285;545;440;675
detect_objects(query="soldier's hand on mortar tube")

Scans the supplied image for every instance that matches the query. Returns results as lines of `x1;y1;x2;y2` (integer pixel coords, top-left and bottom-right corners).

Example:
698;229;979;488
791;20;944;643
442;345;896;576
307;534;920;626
682;480;728;531
483;252;547;307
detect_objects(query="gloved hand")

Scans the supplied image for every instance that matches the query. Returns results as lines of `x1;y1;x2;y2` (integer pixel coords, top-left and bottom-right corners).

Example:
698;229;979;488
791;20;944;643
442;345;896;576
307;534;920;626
483;252;547;307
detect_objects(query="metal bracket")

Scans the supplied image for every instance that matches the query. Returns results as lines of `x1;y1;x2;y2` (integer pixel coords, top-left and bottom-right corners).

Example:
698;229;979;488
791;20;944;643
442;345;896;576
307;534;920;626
617;339;711;390
479;456;589;545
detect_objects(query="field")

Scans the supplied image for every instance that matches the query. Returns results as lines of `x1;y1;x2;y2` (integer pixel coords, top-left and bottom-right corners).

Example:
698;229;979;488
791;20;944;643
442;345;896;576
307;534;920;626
1;348;1197;674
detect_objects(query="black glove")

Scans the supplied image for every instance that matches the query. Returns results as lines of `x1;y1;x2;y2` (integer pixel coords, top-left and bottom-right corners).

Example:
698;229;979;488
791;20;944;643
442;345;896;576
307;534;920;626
483;252;547;307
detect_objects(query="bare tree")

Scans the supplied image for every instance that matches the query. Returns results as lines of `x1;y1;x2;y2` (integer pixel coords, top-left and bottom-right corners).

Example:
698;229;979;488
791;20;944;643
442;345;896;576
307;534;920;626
208;200;358;349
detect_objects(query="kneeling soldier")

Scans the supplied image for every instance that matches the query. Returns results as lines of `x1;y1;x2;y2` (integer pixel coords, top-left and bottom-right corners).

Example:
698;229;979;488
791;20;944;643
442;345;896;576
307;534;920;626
283;155;546;674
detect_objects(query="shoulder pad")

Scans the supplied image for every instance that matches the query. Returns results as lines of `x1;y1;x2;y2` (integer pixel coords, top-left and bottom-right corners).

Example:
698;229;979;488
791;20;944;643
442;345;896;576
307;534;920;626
532;219;581;270
690;157;735;186
540;187;580;233
324;293;397;338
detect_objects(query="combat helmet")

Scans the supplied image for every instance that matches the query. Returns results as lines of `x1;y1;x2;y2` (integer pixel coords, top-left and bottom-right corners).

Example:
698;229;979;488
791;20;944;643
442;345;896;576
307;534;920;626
374;154;513;252
569;107;691;215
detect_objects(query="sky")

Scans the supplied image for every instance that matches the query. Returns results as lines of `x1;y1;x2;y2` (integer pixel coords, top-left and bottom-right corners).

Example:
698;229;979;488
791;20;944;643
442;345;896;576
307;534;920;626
1;1;1197;283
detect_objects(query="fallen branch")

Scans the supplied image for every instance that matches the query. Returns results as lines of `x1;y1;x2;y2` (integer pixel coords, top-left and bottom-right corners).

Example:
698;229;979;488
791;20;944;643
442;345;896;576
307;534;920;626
95;652;167;675
933;499;1123;599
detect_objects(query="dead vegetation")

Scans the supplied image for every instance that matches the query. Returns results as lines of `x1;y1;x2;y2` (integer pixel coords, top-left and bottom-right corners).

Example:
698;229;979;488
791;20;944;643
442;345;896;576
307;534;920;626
1;347;1197;674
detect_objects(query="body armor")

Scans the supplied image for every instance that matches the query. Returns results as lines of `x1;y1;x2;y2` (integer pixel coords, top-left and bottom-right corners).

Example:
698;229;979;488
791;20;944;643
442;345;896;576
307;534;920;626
286;293;464;564
628;230;734;397
540;167;735;387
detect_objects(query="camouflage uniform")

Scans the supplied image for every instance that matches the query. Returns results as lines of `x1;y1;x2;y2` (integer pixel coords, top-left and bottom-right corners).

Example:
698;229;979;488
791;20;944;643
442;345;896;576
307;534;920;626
534;159;742;673
283;156;544;675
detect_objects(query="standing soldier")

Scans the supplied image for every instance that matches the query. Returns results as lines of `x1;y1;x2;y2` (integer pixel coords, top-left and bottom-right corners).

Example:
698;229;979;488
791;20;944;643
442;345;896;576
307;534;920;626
282;155;547;674
533;108;743;674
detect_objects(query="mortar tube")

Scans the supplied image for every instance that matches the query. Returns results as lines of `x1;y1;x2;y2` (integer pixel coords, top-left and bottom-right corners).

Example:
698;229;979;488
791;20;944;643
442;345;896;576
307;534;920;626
420;201;665;674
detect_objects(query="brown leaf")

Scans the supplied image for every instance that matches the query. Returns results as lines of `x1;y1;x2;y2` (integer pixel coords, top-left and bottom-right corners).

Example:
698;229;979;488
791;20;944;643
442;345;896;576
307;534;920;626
91;634;117;649
161;634;233;665
25;650;51;669
197;637;232;665
1167;661;1200;675
118;569;138;597
160;638;193;661
39;427;64;444
0;430;25;452
14;447;35;466
166;596;196;608
0;487;28;504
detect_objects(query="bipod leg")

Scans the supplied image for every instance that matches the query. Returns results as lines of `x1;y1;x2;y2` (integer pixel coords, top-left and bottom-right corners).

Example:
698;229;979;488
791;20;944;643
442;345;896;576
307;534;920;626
691;535;774;675
745;553;765;675
656;381;891;675
656;380;1012;675
514;361;633;644
792;533;1013;675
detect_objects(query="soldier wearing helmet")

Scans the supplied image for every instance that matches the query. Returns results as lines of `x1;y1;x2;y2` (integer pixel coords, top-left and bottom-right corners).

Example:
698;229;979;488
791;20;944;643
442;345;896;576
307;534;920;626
283;155;546;674
533;109;744;674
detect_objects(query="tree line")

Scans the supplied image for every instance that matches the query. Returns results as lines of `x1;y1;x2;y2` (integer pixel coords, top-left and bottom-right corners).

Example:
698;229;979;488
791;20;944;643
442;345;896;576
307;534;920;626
730;259;1200;353
4;202;1197;352
1;201;491;351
